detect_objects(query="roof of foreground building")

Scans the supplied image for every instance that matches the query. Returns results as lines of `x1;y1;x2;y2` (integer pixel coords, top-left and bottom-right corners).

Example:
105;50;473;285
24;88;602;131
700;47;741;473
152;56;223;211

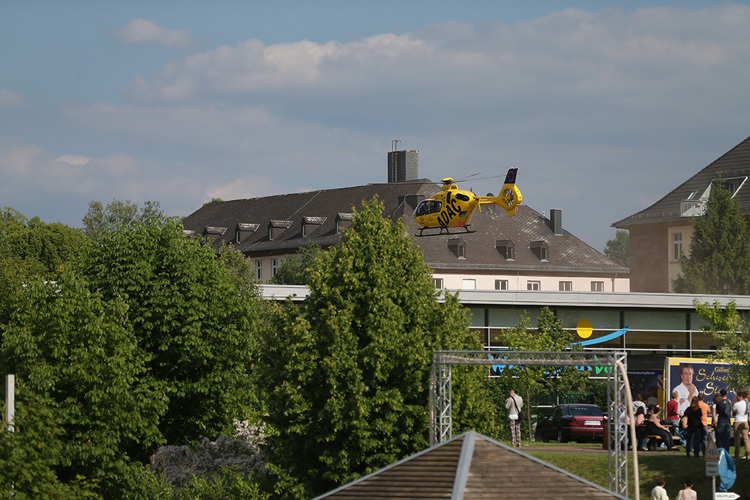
313;431;627;500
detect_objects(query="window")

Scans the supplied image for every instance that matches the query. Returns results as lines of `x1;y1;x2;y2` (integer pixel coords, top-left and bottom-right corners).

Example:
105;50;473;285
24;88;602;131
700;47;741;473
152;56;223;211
462;279;476;290
336;213;354;234
256;260;262;280
495;279;509;290
559;281;572;291
530;240;549;261
721;176;747;197
302;216;326;237
527;281;540;291
433;278;444;289
591;281;604;292
673;233;682;261
447;238;466;259
271;259;278;277
496;240;515;260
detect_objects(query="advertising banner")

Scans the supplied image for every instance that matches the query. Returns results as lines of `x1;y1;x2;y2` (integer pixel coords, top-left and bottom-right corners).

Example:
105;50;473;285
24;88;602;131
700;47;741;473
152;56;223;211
665;357;735;415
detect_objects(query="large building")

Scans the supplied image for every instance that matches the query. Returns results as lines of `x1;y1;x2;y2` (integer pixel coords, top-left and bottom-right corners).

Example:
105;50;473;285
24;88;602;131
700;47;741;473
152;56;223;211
183;150;629;292
614;135;750;292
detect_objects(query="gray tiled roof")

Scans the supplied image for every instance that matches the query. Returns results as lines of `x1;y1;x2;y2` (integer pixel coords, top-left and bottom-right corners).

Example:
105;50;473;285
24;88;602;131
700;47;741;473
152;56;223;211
314;431;627;500
614;135;750;227
183;180;626;274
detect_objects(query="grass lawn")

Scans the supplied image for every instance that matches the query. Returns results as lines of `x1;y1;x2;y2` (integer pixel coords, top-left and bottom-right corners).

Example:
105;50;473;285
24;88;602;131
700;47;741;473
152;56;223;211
525;442;750;499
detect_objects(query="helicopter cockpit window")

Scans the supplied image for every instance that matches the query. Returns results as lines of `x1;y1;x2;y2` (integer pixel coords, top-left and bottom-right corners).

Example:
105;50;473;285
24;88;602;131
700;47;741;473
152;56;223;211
414;200;442;217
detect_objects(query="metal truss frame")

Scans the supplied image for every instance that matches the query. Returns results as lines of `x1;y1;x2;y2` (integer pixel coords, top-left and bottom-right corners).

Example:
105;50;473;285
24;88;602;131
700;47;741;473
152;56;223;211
429;350;629;498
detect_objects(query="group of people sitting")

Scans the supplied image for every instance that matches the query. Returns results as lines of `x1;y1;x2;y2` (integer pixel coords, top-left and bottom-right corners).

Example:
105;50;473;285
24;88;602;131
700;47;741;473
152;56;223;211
632;403;680;451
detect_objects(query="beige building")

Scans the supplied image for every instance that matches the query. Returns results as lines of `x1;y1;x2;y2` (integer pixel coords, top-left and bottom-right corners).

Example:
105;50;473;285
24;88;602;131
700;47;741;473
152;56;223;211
184;151;628;292
614;135;750;292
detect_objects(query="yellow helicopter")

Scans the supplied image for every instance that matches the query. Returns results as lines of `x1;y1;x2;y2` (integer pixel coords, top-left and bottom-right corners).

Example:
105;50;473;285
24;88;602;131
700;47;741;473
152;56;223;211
413;168;522;236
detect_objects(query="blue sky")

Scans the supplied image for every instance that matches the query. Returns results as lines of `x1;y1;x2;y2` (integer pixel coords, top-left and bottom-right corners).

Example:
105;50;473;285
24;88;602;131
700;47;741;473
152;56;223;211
2;1;750;251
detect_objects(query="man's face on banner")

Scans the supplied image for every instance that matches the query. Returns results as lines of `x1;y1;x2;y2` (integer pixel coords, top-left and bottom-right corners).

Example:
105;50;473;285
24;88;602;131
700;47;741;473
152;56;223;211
680;365;693;385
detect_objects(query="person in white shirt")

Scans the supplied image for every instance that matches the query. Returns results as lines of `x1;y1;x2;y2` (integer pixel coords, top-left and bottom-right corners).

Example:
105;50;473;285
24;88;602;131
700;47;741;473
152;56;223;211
651;477;669;500
733;390;749;460
677;479;696;500
505;389;523;448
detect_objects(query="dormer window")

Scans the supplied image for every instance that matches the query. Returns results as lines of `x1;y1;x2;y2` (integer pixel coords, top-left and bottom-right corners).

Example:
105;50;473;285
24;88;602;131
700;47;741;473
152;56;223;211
268;220;292;241
235;223;259;244
447;237;466;259
336;213;354;234
495;240;515;260
202;226;227;243
302;216;326;237
530;240;549;262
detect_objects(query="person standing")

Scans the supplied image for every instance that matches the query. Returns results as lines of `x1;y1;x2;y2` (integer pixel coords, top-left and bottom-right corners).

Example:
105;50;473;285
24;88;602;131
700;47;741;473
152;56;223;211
667;391;681;426
734;390;750;460
651;477;669;500
677;479;697;500
698;392;710;455
713;389;733;454
505;389;523;448
683;397;704;458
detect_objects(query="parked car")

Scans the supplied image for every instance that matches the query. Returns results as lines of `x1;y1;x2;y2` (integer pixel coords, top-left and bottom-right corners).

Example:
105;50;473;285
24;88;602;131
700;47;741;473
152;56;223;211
534;404;607;443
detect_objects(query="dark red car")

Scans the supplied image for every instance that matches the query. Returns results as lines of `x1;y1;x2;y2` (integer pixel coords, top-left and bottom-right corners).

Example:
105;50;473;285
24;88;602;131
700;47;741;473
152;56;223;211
534;404;607;443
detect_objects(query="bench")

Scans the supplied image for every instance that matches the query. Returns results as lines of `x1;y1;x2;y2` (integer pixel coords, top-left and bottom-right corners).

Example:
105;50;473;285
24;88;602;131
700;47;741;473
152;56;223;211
646;435;663;451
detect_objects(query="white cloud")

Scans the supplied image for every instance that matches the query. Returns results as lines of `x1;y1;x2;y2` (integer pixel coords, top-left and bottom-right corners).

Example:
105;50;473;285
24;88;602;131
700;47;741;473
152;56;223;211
0;89;25;107
54;154;90;166
119;5;750;106
112;18;197;49
205;176;284;201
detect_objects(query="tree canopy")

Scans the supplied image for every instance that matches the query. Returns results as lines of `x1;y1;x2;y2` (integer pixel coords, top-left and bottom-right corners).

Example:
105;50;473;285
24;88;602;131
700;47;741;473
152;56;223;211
82;199;164;240
694;299;750;391
673;180;750;294
81;216;262;446
0;269;164;497
0;207;89;279
268;242;322;285
603;230;629;268
255;198;499;499
1;205;267;496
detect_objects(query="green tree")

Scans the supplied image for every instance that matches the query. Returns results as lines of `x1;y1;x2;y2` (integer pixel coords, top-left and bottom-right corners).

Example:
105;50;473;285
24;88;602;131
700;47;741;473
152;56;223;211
0;207;89;278
498;308;586;438
694;299;750;390
256;198;499;498
81;217;262;446
0;268;165;496
82;199;164;240
268;243;322;285
603;230;629;268
0;389;100;499
673;180;750;294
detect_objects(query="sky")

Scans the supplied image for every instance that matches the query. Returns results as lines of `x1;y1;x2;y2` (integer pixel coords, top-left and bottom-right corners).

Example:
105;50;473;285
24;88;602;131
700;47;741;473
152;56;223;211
2;1;750;252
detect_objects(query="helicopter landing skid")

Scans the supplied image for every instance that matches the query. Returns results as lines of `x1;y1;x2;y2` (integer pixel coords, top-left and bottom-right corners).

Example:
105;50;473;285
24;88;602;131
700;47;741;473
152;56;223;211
417;225;473;237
